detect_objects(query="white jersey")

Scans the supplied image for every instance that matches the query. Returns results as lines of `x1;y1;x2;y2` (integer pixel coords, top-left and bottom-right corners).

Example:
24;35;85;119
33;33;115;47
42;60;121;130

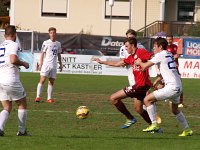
0;40;20;84
150;50;182;87
42;39;62;68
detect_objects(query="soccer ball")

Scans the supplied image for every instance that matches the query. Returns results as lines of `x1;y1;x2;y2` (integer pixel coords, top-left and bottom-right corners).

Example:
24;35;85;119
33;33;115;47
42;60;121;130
76;106;89;119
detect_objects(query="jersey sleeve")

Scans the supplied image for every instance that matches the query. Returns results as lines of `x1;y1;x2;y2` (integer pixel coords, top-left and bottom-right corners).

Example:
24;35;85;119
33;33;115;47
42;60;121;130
9;42;19;55
149;53;161;64
41;41;48;52
123;55;132;65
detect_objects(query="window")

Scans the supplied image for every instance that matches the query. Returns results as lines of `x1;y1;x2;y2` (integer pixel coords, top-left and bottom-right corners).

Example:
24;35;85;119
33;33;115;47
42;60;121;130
41;0;68;17
105;0;130;20
177;1;195;21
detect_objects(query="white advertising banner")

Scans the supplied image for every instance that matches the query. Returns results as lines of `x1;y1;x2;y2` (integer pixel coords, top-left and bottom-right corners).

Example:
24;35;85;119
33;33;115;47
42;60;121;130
33;53;128;76
179;58;200;79
33;54;199;78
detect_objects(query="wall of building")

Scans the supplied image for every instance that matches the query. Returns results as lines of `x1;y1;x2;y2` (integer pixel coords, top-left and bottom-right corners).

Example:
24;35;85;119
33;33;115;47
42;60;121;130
12;0;161;36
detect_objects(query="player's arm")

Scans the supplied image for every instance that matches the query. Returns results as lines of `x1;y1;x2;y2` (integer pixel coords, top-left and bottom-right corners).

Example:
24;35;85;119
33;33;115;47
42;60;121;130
38;51;45;71
93;58;125;67
58;53;63;72
10;54;29;69
135;58;154;71
153;75;163;87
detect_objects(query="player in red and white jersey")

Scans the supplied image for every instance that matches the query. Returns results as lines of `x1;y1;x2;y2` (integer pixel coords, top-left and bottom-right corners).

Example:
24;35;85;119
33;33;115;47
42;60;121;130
35;27;63;103
119;29;146;87
0;25;30;136
120;29;162;124
135;37;192;136
93;37;153;129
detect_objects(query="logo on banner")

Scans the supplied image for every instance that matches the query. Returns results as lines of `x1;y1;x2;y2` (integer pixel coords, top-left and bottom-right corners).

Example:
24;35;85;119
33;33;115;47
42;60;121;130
101;37;123;47
184;39;200;58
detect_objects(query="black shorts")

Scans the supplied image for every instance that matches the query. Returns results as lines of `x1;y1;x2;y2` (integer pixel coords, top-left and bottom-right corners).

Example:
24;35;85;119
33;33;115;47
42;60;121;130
123;85;150;101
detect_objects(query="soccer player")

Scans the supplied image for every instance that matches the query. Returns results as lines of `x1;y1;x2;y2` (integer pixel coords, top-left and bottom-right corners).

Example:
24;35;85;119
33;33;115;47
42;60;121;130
135;37;193;136
119;29;145;87
166;35;184;107
0;25;30;136
93;37;152;129
35;27;63;103
119;29;162;124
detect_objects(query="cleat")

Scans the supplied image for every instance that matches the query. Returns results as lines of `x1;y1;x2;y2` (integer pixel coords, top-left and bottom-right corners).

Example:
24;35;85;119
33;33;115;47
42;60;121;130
0;129;4;136
151;128;164;134
121;118;137;129
143;123;161;132
179;129;193;137
156;114;162;124
46;99;55;103
17;131;31;136
178;103;184;108
35;97;41;102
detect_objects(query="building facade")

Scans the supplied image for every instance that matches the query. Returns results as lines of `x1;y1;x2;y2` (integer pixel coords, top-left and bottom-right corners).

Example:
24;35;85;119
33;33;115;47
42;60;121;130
8;0;200;36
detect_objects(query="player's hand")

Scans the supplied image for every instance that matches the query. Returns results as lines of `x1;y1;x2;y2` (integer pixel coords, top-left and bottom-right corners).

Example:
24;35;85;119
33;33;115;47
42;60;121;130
23;61;29;69
38;64;42;71
92;58;102;64
59;65;63;72
135;58;142;65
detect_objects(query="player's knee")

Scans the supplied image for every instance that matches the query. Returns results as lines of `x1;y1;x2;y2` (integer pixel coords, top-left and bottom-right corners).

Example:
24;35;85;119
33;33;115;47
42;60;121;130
3;106;12;113
134;106;142;114
109;95;117;104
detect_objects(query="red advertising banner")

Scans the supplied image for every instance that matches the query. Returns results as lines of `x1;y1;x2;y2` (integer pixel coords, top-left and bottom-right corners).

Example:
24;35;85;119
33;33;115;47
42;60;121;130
173;38;183;54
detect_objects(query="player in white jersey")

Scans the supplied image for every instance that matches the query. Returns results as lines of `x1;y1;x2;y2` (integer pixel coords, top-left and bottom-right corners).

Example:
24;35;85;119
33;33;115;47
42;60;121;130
35;27;63;103
135;37;193;136
0;25;30;136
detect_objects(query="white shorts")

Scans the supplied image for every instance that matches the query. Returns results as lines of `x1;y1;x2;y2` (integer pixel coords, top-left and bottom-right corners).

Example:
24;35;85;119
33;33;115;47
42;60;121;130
153;85;182;104
0;82;26;101
40;65;57;79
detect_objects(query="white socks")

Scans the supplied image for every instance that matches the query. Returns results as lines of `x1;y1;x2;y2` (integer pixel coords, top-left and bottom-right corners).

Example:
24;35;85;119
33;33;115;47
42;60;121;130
146;104;157;124
36;83;43;98
176;111;189;129
47;84;53;100
18;109;27;133
0;110;9;131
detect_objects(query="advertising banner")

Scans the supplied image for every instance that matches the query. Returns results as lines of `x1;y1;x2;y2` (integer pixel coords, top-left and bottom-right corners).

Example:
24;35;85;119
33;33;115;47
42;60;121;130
178;58;200;78
33;53;128;76
183;38;200;59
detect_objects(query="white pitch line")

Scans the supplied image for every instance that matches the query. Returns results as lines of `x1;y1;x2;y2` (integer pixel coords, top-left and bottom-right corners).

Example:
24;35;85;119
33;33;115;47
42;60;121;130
29;109;120;115
29;109;200;118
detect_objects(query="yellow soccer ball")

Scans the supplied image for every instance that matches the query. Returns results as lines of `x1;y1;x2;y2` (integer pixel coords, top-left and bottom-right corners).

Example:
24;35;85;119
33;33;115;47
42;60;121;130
76;106;89;119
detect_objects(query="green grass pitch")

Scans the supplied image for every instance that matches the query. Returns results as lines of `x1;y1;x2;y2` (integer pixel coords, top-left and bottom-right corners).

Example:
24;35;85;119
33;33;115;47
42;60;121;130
0;73;199;150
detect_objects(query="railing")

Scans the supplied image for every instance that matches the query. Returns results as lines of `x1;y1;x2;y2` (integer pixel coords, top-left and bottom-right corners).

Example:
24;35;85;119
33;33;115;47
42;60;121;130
137;20;196;37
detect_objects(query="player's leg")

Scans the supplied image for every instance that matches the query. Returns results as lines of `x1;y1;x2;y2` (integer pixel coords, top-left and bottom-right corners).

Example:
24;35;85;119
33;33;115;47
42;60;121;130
35;75;46;102
46;77;55;103
15;97;30;136
0;100;12;136
133;98;151;124
110;89;137;128
171;100;192;136
178;92;184;107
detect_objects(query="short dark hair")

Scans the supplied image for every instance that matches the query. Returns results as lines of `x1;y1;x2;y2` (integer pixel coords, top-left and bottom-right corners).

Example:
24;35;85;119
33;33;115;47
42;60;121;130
5;25;16;36
166;34;173;38
124;37;137;47
48;27;56;32
126;29;137;37
153;37;168;50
